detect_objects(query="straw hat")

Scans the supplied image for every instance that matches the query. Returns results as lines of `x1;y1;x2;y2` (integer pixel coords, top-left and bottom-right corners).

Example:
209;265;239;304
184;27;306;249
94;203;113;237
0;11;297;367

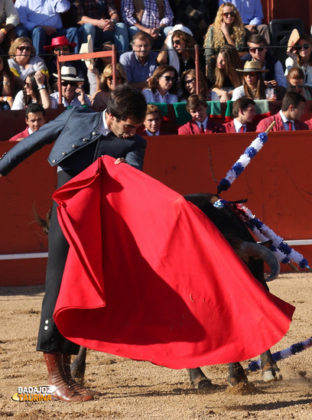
236;60;269;73
53;66;85;82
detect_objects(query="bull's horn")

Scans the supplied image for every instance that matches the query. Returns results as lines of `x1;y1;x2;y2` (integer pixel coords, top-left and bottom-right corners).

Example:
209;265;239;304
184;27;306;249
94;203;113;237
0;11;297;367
238;242;280;282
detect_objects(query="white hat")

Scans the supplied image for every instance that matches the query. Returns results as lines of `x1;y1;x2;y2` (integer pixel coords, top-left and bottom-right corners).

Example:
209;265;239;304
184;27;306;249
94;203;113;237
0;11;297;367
53;65;85;82
79;34;94;69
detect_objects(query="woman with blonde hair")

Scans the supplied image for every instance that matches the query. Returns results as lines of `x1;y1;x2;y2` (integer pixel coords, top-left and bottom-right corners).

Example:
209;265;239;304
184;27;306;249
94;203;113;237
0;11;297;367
203;2;246;62
232;60;266;101
8;37;48;82
92;63;127;111
209;46;243;102
142;64;178;104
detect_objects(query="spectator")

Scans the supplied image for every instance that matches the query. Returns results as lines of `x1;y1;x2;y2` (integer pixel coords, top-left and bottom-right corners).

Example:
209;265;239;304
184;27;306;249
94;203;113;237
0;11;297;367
178;94;225;134
232;60;267;101
8;36;48;81
121;0;174;47
142;64;178;104
286;67;312;100
157;24;205;75
69;0;129;54
0;0;19;53
143;104;165;135
11;70;52;110
203;2;246;60
0;54;22;109
256;91;308;132
170;0;218;45
285;34;312;88
208;46;242;102
119;31;157;90
243;33;287;89
14;0;79;56
223;96;256;132
180;69;212;101
9;103;46;141
43;35;85;89
50;65;91;108
218;0;270;44
304;116;312;130
92;63;127;112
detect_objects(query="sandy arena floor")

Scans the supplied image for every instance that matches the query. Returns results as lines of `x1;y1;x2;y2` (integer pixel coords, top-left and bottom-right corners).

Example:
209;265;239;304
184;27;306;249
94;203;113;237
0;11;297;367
0;272;312;419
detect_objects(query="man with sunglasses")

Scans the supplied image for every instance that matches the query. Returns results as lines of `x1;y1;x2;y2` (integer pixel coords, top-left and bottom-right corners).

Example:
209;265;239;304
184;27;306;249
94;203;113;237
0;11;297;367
50;65;91;109
243;33;287;90
0;85;147;401
218;0;270;44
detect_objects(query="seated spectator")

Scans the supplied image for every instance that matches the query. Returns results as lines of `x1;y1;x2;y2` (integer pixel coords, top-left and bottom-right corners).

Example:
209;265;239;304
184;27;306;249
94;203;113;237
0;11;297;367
178;94;225;134
157;24;205;75
92;63;127;112
50;65;91;108
256;91;308;132
232;60;267;100
208;46;242;102
0;0;19;53
43;35;85;90
218;0;270;44
8;37;48;82
203;2;246;61
285;34;312;88
0;54;23;109
69;0;128;54
9;103;46;141
11;70;52;110
87;41;114;95
286;67;312;100
142;104;165;136
180;69;212;101
243;34;287;89
121;0;174;48
142;64;178;104
223;96;256;132
14;0;79;56
119;31;157;90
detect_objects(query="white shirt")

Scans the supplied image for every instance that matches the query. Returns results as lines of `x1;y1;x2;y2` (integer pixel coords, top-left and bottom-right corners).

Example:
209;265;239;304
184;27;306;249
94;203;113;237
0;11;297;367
234;118;246;133
145;129;160;136
8;56;47;80
279;110;294;131
195;117;208;131
142;89;178;104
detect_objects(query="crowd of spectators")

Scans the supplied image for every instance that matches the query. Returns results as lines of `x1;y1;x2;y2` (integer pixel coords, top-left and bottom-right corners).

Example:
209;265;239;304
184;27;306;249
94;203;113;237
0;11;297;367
0;0;312;136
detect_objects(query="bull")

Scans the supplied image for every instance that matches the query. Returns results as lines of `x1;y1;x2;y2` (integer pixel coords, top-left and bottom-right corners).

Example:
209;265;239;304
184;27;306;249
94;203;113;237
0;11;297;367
70;193;280;390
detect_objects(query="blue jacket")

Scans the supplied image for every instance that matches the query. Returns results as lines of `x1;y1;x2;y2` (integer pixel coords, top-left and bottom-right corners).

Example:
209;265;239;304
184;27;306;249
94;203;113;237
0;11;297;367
0;107;146;176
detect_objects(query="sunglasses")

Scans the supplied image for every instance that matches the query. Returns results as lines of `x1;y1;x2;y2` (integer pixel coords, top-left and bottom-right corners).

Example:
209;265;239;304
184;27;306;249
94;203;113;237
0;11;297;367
61;81;77;87
184;78;196;85
172;40;181;45
294;44;310;51
54;46;70;52
17;46;32;52
249;47;264;53
245;72;258;77
290;84;304;89
161;75;176;82
223;12;235;17
24;82;32;88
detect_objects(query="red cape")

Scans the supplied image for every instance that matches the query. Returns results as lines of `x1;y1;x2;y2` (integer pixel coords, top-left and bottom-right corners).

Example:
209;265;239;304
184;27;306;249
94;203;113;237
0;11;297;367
53;156;294;369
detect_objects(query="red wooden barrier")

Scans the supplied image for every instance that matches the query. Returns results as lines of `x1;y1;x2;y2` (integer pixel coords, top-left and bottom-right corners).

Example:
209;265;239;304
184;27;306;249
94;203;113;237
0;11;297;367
1;130;312;285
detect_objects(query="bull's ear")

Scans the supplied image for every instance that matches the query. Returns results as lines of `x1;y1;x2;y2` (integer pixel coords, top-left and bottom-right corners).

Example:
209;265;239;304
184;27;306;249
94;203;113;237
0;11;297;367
259;240;273;248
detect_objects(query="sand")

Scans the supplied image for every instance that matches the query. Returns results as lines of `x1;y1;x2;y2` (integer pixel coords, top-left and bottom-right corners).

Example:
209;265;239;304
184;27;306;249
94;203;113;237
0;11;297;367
0;272;312;419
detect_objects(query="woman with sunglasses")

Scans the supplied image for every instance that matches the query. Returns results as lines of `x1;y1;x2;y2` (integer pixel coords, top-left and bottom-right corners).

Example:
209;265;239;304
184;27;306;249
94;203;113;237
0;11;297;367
208;46;243;102
142;64;178;104
285;34;312;88
179;69;212;101
11;70;52;110
286;67;312;100
203;2;246;63
232;60;267;101
0;55;22;110
8;37;48;83
92;63;127;112
157;24;204;75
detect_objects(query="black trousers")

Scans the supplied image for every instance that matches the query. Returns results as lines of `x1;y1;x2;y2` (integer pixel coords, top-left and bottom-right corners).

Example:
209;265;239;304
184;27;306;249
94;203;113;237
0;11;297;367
37;170;79;354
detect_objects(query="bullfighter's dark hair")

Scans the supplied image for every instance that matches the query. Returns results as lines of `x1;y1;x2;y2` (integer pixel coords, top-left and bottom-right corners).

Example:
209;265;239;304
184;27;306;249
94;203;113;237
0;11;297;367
106;85;147;124
232;97;255;118
281;91;306;111
25;103;45;118
186;94;207;112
